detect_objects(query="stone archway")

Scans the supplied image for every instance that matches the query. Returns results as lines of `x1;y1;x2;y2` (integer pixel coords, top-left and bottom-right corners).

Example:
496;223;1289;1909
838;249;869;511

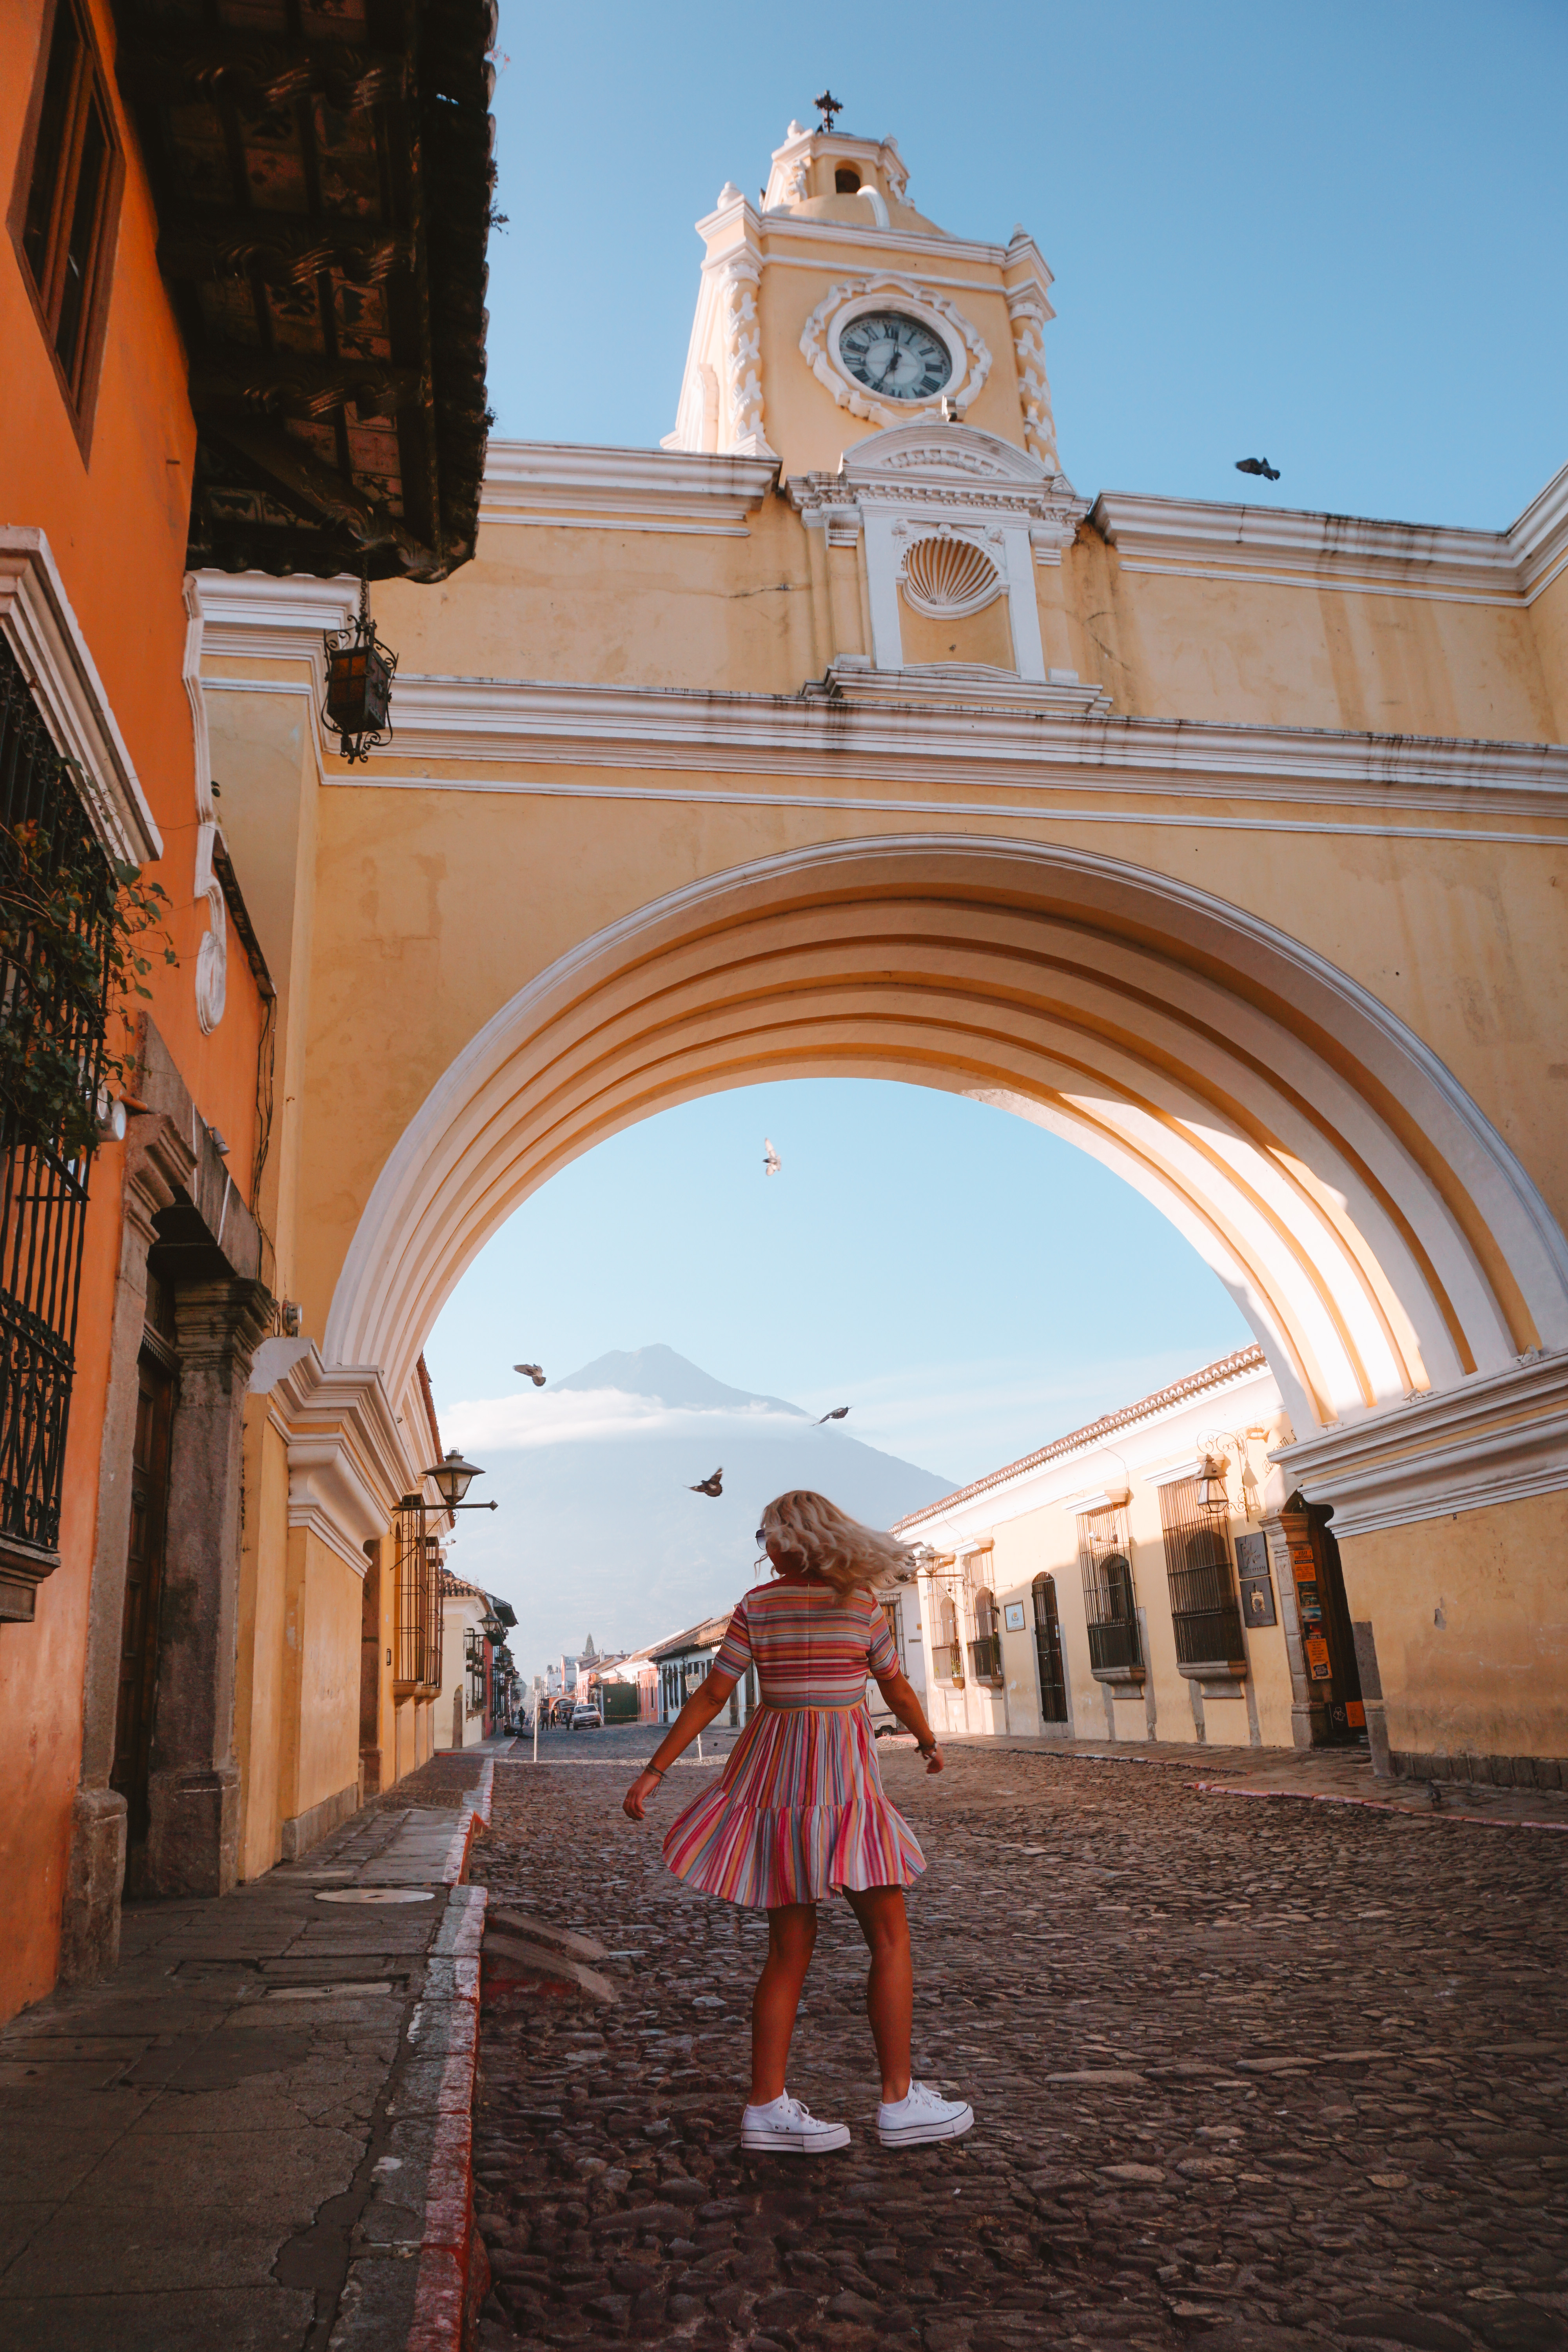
324;832;1568;1429
312;831;1568;1774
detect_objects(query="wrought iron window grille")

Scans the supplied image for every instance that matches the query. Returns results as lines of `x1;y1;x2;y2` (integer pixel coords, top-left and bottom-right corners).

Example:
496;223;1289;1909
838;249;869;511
1156;1475;1246;1666
0;638;116;1612
968;1588;1004;1684
394;1495;442;1691
1078;1504;1141;1674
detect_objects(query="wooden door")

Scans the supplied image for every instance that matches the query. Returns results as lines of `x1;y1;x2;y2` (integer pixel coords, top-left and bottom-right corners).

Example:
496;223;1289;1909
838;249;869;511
110;1346;174;1853
1032;1574;1068;1723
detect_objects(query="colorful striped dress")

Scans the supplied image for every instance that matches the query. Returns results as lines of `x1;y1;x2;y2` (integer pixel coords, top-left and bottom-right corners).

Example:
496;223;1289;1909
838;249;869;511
661;1577;926;1908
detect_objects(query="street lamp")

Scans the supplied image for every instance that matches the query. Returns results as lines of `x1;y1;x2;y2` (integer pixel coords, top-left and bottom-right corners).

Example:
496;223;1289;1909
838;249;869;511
422;1448;497;1513
321;571;397;764
1198;1454;1230;1515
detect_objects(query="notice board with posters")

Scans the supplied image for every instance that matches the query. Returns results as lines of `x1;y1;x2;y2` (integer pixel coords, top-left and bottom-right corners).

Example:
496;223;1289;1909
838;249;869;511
1234;1530;1277;1627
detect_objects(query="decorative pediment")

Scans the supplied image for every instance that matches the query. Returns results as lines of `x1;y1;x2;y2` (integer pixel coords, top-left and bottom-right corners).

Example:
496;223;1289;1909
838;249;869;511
843;422;1050;488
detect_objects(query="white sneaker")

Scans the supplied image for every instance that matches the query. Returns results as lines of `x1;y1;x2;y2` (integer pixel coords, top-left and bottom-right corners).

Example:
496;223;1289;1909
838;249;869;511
877;2079;975;2147
739;2092;851;2154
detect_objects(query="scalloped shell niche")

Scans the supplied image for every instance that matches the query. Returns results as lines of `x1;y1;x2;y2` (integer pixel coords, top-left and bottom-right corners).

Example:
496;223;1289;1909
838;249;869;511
900;535;1003;619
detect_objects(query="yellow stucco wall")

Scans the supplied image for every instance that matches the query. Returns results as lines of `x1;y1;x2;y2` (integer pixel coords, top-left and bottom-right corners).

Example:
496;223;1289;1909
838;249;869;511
1340;1488;1568;1762
283;773;1568;1351
235;1406;291;1879
936;1484;1300;1756
195;124;1568;1808
279;1531;363;1826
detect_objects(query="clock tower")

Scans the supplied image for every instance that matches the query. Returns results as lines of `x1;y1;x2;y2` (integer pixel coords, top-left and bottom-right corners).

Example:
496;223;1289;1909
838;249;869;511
664;117;1087;687
665;117;1066;478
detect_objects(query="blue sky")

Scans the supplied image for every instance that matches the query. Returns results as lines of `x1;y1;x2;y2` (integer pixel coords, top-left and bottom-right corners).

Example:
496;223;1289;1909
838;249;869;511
428;4;1564;1540
425;1082;1252;1488
485;0;1567;528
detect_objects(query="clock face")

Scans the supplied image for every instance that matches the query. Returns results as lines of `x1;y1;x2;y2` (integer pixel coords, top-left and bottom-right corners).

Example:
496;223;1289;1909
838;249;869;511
837;310;953;402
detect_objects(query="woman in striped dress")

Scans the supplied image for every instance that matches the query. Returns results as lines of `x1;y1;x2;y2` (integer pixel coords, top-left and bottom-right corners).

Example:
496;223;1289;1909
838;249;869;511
623;1490;974;2155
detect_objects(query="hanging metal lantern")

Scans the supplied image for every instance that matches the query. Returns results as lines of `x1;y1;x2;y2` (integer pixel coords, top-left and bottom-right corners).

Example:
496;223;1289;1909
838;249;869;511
321;570;397;763
1198;1454;1230;1514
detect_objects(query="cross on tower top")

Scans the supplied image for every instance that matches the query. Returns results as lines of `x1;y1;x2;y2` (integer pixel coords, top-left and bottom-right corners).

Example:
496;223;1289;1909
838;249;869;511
813;89;843;133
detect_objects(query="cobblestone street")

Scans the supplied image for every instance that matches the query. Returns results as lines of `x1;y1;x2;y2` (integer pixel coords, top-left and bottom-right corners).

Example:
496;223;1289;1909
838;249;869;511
470;1733;1567;2352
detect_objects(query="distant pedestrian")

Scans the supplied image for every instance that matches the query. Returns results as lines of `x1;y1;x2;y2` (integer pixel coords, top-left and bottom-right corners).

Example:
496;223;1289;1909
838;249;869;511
622;1490;973;2155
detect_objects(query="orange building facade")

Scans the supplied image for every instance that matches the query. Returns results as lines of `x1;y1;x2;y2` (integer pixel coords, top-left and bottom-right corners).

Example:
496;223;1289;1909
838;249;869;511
0;0;270;2017
0;0;495;2021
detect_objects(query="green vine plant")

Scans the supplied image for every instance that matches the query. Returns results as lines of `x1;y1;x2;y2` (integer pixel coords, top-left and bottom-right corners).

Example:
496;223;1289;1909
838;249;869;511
0;768;179;1160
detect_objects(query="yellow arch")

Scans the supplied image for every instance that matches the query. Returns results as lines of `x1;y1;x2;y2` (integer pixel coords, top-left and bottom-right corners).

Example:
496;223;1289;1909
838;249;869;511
323;834;1568;1442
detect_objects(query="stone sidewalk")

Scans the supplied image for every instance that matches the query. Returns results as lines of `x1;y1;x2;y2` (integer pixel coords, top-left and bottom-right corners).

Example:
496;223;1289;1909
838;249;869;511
467;1739;1568;2352
0;1745;500;2352
940;1736;1568;1832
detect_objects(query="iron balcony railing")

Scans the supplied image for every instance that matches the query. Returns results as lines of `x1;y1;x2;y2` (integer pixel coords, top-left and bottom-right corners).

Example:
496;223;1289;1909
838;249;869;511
1087;1617;1142;1673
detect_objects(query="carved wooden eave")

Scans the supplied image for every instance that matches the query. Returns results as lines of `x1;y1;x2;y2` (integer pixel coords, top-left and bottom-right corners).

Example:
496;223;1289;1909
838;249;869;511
113;0;496;582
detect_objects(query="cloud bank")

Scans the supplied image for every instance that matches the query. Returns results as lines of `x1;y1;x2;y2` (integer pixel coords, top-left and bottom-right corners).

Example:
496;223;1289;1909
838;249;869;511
444;1386;810;1454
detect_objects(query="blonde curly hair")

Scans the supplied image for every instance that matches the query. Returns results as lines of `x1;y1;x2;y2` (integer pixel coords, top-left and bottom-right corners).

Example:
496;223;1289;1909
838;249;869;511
759;1490;912;1599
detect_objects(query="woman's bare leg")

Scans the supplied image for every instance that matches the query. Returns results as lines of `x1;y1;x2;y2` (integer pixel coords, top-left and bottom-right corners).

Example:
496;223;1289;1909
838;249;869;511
843;1884;913;2103
750;1903;818;2104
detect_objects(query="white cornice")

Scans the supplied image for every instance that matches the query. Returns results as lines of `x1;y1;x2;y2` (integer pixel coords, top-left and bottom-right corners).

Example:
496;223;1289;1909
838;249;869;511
810;659;1113;719
263;669;1568;824
1091;490;1562;610
0;528;162;863
753;212;1022;272
250;1338;415;1577
1143;1455;1208;1489
1059;1486;1131;1515
1508;459;1568;601
479;441;778;538
192;571;356;692
1276;1350;1568;1539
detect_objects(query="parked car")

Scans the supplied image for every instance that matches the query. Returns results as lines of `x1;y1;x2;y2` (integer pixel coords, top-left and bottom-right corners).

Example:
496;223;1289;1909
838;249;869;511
570;1704;603;1730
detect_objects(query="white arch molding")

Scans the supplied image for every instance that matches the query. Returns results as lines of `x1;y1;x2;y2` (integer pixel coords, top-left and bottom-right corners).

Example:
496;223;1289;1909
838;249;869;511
323;835;1568;1450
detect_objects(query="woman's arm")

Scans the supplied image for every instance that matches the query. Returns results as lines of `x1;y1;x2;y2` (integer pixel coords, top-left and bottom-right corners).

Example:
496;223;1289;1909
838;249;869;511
873;1668;944;1771
622;1667;738;1819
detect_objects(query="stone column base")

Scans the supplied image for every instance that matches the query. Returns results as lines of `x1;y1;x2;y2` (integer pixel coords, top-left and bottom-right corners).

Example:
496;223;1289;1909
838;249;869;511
146;1763;241;1898
280;1781;360;1861
58;1788;128;1984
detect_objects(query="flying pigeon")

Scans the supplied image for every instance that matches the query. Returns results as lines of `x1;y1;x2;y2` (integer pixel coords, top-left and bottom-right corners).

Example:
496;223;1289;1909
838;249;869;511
690;1467;724;1497
514;1363;546;1387
1235;457;1281;481
815;1406;850;1424
763;1137;782;1176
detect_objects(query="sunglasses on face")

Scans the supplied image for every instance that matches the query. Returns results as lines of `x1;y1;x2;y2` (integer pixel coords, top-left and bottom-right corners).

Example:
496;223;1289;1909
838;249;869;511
755;1528;767;1546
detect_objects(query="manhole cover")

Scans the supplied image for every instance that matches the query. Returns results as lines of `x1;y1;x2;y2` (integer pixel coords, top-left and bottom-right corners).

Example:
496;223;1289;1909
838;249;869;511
315;1888;436;1905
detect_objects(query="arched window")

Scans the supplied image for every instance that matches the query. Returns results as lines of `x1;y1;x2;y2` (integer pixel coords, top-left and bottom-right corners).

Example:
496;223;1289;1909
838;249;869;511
969;1588;1004;1685
935;1592;964;1685
1156;1474;1245;1666
835;165;862;193
1031;1574;1068;1722
1078;1503;1141;1673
